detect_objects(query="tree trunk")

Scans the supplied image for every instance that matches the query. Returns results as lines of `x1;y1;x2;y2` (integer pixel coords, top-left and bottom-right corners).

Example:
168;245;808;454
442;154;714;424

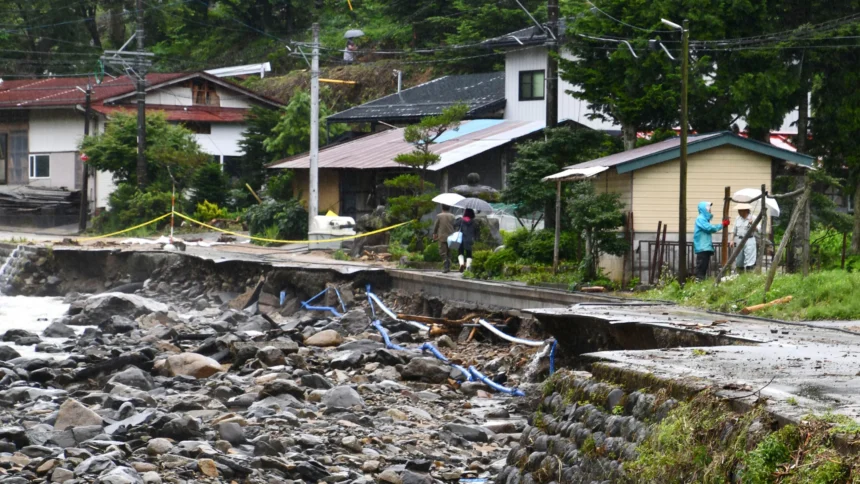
109;4;125;47
853;178;860;255
621;123;637;151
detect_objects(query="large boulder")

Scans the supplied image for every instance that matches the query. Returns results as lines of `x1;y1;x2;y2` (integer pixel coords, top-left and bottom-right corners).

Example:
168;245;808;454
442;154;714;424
97;466;143;484
304;330;343;347
339;309;369;335
54;399;102;431
0;346;20;362
399;357;450;384
163;353;222;379
107;366;155;391
322;386;364;410
42;321;76;338
78;293;168;325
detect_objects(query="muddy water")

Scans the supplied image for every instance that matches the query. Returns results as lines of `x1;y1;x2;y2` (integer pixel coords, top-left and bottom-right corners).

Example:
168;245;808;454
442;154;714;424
0;296;79;358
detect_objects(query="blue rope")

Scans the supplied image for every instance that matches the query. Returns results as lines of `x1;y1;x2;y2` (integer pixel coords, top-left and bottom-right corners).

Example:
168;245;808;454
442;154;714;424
468;366;525;397
334;287;347;314
419;343;449;363
303;288;328;306
549;340;557;375
302;303;342;317
366;284;377;319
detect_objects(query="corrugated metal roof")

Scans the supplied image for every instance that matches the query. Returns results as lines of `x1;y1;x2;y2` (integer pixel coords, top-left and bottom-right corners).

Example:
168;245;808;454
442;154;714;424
0;73;186;108
0;72;282;109
269;119;544;171
327;72;505;123
568;133;722;169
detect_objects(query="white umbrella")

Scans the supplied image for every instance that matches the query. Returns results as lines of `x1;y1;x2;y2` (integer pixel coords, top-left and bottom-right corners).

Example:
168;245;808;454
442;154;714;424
455;197;494;213
432;193;465;206
344;29;365;39
733;188;781;218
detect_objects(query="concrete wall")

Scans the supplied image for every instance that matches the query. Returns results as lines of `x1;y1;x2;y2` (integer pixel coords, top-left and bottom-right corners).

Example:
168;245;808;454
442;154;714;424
630;145;772;234
504;47;617;130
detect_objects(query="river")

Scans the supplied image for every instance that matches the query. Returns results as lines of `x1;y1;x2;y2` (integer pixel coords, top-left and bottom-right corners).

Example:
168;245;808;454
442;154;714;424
0;295;76;358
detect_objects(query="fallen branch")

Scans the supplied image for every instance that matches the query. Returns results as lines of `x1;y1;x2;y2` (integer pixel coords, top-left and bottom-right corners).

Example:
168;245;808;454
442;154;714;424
741;296;793;315
580;286;606;293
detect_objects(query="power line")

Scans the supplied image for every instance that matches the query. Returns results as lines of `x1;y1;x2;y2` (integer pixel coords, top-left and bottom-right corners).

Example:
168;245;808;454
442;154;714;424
585;1;675;33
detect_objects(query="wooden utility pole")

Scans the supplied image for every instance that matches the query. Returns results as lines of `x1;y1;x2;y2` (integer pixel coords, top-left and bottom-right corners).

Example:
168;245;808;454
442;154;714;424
545;0;559;129
721;186;730;266
78;85;92;232
677;20;690;283
308;22;320;229
755;184;767;273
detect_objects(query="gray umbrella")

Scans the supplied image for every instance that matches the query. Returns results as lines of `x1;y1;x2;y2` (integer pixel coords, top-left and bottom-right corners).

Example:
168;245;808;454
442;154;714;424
344;29;365;39
454;197;494;213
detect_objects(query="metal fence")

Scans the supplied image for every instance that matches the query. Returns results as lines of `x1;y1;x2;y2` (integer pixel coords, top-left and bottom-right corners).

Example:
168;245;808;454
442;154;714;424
636;240;771;283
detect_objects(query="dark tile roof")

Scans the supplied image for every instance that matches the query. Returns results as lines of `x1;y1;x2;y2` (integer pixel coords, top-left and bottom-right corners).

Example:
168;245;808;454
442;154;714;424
327;72;505;124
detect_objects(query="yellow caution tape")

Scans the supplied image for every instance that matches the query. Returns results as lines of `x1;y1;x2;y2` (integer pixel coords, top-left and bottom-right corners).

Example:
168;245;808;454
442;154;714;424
77;213;172;241
173;211;410;245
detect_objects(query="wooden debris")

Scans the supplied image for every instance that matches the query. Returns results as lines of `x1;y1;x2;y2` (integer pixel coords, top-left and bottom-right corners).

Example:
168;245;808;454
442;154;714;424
396;313;481;327
467;327;478;342
741;295;792;315
580;286;606;293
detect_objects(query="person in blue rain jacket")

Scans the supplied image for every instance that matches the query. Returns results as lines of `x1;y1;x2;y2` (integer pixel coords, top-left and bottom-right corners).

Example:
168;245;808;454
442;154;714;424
694;201;730;281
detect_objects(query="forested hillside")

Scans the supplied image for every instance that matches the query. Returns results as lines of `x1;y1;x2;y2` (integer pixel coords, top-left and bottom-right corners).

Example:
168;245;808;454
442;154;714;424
0;0;546;77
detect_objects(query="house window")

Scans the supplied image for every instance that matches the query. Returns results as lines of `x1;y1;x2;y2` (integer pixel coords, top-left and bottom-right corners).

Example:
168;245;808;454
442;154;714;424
183;121;212;134
192;80;220;106
519;70;545;101
28;154;50;179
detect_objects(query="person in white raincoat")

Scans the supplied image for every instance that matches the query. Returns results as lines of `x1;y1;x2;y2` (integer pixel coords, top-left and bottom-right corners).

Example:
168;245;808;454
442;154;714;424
732;203;757;271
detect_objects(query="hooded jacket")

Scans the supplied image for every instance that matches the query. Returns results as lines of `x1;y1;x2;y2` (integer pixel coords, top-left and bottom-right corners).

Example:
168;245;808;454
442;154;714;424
694;201;723;253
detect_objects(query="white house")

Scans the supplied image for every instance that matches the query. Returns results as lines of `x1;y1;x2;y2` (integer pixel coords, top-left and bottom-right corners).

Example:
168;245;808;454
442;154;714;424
485;24;618;131
0;72;282;209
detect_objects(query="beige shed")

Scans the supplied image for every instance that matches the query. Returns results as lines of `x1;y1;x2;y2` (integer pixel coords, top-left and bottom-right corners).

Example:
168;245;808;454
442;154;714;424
544;131;815;282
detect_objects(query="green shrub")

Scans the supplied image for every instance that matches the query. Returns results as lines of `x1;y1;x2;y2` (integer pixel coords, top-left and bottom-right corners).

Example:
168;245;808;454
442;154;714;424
193;200;228;222
189;162;228;208
422;241;442;262
468;250;493;278
244;199;308;244
226;186;256;211
505;228;581;264
92;183;174;234
265;170;295;202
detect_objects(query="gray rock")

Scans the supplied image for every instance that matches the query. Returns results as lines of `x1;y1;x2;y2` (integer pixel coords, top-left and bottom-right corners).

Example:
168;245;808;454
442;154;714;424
97;466;143;484
442;423;490;443
0;345;20;362
436;335;456;349
160;416;202;440
297;434;324;447
81;293;167;323
217;422;245;445
256;346;285;366
54;399;103;431
75;454;117;476
259;379;305;400
141;471;161;484
2;329;37;343
99;315;138;334
107;366;154;391
51;467;75;483
399;357;450;384
329;350;362;370
43;321;76;338
146;438;173;456
337;339;384;353
300;373;333;390
322;386;364;409
339;309;369;334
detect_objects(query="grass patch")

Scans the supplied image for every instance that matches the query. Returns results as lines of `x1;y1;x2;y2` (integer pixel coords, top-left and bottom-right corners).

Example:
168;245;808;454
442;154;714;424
627;391;858;484
641;271;860;320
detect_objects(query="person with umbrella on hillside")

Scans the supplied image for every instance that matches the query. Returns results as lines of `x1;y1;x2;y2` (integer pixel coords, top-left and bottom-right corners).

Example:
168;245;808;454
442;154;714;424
456;208;477;273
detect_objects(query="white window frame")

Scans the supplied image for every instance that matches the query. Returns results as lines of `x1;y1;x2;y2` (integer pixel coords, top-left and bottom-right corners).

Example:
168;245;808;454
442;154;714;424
28;154;50;179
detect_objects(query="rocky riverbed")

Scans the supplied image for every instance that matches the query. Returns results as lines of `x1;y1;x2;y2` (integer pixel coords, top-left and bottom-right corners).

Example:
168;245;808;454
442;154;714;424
0;272;546;483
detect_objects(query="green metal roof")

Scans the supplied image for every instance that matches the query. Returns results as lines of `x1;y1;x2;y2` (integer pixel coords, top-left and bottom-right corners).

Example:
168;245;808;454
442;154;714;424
566;131;814;175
